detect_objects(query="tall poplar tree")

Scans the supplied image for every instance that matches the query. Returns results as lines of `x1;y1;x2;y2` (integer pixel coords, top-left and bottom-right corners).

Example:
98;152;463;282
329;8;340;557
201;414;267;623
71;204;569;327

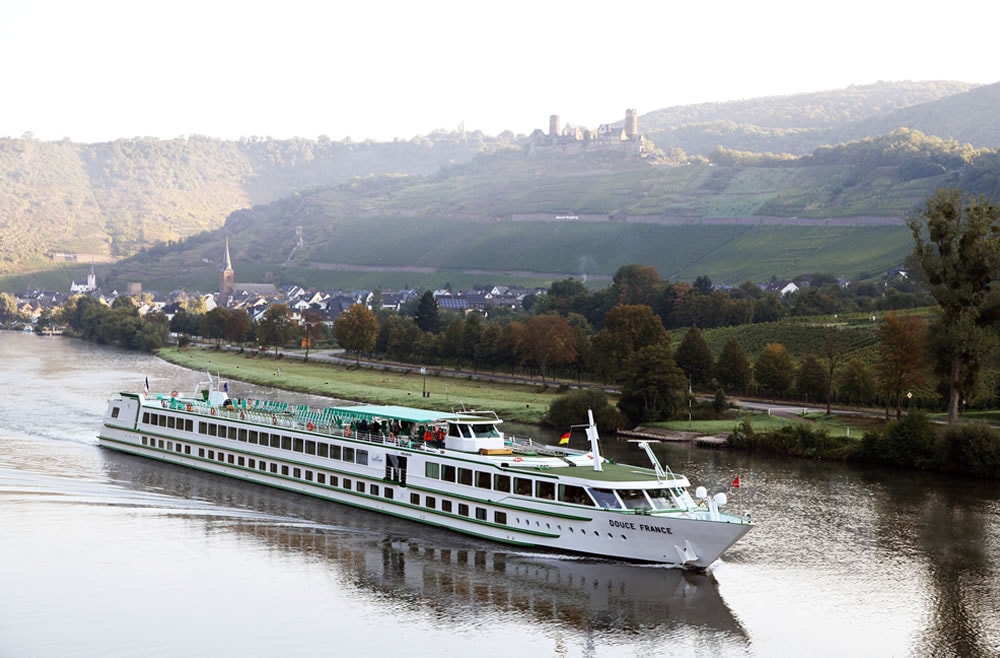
908;189;1000;422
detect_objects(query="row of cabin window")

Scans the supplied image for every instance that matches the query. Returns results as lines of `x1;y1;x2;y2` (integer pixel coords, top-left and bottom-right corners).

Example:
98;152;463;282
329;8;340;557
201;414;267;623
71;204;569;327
143;436;192;455
423;462;594;506
197;420;369;464
143;412;371;465
143;412;195;432
141;435;390;497
140;436;517;528
140;436;507;525
408;491;506;523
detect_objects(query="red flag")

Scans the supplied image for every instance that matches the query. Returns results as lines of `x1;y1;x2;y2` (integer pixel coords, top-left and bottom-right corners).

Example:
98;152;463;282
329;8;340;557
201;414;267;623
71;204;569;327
732;475;741;488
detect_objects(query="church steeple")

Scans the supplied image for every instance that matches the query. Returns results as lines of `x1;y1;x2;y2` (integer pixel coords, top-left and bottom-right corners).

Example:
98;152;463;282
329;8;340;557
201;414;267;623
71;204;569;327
219;238;234;306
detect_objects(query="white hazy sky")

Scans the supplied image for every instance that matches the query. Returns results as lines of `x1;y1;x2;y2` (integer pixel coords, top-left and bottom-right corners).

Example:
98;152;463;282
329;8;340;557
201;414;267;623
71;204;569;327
4;0;998;143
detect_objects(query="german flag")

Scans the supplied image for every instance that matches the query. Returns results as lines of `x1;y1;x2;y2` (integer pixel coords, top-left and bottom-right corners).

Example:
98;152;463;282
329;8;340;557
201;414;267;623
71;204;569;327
559;432;570;445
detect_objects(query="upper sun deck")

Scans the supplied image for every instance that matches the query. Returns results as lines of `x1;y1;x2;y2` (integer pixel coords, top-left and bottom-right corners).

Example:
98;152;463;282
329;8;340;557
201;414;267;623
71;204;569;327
135;392;686;488
500;457;689;487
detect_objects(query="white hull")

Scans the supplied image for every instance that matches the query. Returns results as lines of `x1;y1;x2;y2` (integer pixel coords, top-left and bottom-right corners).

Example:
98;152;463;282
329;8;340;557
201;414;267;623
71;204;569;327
99;392;751;569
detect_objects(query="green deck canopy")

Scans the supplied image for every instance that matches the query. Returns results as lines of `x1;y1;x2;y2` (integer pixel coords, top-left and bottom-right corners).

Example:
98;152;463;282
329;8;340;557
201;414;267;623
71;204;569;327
328;404;491;426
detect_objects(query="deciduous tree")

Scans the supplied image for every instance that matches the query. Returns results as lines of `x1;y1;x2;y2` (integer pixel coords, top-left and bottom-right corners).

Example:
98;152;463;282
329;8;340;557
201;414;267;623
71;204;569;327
201;307;231;345
0;292;21;323
617;343;688;424
589;304;667;383
300;309;325;360
612;264;662;307
223;309;252;345
675;326;715;388
838;358;877;407
909;189;1000;422
754;343;794;397
256;304;297;356
714;337;752;394
334;303;379;365
795;354;827;403
875;312;927;419
514;314;577;384
820;329;846;414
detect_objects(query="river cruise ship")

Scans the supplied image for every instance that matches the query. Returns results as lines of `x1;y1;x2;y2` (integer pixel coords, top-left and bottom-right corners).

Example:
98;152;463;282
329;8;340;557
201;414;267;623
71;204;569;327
99;377;752;569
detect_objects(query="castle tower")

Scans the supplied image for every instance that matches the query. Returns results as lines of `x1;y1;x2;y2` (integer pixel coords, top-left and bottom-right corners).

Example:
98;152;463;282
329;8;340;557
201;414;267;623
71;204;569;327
219;238;234;306
625;109;638;139
549;115;561;137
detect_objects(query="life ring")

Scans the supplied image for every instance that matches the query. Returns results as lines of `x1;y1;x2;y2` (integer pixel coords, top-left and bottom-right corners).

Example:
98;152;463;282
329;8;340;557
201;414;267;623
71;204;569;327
307;422;315;431
272;415;278;425
344;426;351;437
210;408;216;416
239;412;245;420
513;456;524;462
171;390;178;398
186;403;193;412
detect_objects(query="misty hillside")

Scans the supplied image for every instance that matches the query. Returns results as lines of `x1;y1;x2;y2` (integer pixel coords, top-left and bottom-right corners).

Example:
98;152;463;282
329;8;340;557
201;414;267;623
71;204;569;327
638;80;987;156
3;80;1000;291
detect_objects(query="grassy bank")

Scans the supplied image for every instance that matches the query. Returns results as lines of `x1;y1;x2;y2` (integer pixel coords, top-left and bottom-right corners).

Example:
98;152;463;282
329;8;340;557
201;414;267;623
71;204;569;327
654;411;886;438
155;347;559;424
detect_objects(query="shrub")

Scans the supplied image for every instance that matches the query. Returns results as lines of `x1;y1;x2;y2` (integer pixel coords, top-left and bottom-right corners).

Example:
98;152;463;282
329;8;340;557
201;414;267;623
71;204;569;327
545;389;627;432
730;421;847;458
939;423;1000;478
713;388;727;415
857;412;937;468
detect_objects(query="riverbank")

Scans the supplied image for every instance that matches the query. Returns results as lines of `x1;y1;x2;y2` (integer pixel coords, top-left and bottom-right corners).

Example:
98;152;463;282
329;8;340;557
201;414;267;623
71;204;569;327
155;346;559;424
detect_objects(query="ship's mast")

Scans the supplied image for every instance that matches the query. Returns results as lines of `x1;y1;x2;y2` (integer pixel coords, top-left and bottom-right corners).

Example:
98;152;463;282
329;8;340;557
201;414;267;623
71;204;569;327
586;408;603;472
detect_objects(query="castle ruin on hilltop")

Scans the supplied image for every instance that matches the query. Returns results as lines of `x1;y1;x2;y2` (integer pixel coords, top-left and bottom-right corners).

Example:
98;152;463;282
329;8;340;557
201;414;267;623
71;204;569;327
528;108;644;156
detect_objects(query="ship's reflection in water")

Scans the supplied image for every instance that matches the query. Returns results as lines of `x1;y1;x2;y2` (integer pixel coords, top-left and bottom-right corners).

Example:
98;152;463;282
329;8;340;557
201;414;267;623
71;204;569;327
105;450;747;644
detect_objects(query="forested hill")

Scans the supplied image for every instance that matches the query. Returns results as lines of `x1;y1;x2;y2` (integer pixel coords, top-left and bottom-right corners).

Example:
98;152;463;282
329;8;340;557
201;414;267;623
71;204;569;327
638;80;986;156
103;127;1000;293
0;133;503;273
2;80;1000;286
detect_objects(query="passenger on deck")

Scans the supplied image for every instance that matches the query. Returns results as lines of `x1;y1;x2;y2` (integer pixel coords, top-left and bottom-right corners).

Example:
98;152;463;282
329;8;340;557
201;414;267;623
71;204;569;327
423;428;433;444
359;419;369;437
435;427;445;449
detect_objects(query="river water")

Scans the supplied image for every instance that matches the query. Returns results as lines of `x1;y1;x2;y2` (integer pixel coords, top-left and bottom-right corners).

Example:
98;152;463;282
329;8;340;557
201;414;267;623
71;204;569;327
1;332;998;657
